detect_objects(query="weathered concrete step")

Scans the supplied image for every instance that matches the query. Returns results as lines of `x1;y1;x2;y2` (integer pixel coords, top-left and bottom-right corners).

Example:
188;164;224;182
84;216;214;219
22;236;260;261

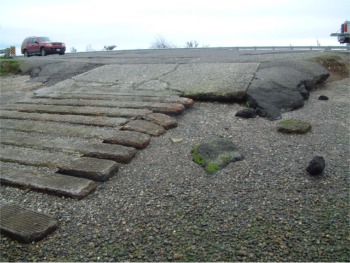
0;119;151;148
143;113;178;130
34;93;194;108
0;162;97;199
0;145;118;181
1;104;152;118
0;130;137;163
0;110;127;127
0;203;58;243
58;157;119;182
19;98;185;115
122;120;165;136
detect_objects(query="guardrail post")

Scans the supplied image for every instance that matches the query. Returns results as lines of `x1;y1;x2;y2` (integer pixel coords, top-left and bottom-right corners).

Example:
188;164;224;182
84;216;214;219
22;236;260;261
10;46;16;57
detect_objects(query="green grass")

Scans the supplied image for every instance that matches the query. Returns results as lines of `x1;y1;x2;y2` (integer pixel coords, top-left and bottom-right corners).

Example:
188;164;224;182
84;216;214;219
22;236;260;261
0;56;21;76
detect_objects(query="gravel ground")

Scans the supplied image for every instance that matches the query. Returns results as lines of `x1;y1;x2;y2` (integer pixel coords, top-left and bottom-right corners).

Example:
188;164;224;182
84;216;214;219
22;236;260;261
1;77;349;262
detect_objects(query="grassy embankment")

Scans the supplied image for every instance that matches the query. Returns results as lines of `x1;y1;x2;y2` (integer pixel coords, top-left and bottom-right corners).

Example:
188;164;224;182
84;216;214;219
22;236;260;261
0;55;21;76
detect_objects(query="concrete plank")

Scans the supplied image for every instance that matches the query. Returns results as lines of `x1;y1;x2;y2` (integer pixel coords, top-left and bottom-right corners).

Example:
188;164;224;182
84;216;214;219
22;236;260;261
34;93;194;108
0;162;97;198
0;145;74;168
122;120;165;136
143;113;178;129
0;145;118;181
0;203;58;243
0;118;120;137
0;110;127;127
0;119;117;139
18;98;185;115
0;130;137;163
104;131;151;149
1;103;152;118
58;157;118;182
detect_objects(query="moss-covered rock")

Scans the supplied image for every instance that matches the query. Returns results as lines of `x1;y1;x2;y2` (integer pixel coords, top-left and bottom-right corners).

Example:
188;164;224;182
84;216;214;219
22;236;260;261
192;138;243;174
277;119;312;134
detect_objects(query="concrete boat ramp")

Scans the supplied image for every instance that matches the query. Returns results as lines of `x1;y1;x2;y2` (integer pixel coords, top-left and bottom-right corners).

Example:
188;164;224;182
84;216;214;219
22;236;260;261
0;52;336;242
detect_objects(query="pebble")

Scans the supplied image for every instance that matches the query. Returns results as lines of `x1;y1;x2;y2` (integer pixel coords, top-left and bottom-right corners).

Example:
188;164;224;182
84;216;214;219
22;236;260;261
173;253;184;260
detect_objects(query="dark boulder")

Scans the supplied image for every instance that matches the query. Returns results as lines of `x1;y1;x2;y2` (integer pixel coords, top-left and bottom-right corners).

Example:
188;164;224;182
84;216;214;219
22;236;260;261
235;108;257;118
246;59;329;120
298;84;310;100
318;95;329;100
306;156;325;175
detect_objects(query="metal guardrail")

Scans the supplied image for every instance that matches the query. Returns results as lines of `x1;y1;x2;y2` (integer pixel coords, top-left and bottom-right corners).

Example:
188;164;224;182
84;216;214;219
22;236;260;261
233;46;349;51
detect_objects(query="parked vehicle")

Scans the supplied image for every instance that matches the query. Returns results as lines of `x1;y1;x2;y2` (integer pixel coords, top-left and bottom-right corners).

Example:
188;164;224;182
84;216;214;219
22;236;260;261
21;36;66;57
330;20;350;44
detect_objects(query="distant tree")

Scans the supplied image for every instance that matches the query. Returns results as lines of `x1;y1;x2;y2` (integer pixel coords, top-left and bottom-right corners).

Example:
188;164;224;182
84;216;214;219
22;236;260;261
85;44;94;52
70;47;77;53
104;45;117;51
185;40;199;48
150;35;176;49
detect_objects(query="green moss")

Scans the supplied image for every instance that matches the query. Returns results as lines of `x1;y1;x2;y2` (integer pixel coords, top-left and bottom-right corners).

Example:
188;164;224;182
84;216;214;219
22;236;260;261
192;145;206;165
219;154;232;164
205;162;220;174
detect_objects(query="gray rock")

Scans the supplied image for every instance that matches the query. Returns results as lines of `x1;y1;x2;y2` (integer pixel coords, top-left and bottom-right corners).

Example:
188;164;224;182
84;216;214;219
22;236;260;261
277;119;312;134
306;156;325;175
192;138;243;174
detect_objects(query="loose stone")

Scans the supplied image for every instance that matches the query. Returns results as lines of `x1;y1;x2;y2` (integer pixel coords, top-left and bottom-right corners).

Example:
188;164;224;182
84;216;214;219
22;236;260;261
318;95;329;100
235;108;257;118
306;156;325;175
277;119;312;134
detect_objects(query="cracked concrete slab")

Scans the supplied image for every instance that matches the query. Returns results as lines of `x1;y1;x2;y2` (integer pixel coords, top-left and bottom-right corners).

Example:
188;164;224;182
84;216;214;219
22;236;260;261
34;63;260;101
161;63;260;100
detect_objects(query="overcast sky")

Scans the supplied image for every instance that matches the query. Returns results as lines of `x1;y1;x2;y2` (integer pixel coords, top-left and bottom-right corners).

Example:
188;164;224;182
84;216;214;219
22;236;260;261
1;0;349;53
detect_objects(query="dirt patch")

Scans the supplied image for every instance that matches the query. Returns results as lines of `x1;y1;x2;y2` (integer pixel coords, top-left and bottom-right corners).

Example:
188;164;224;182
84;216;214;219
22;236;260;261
313;54;350;82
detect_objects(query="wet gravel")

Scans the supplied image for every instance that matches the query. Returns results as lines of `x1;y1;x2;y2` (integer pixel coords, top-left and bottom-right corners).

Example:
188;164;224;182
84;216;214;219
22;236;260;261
1;78;349;262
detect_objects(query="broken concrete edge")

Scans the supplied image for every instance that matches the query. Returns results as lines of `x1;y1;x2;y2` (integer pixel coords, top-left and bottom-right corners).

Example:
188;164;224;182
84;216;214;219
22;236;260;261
179;91;247;102
0;203;58;243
